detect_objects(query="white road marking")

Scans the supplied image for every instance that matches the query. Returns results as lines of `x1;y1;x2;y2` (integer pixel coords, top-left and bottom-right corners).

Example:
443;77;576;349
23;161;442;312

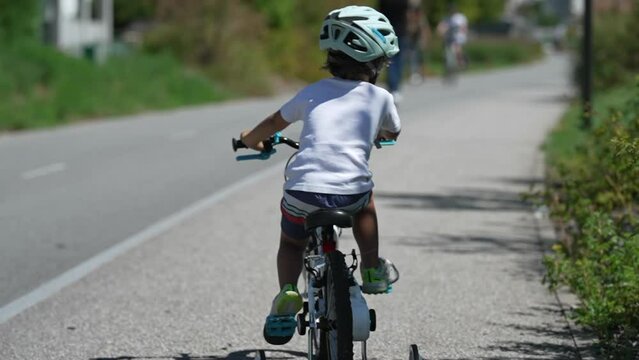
21;163;67;180
169;130;197;141
0;161;285;324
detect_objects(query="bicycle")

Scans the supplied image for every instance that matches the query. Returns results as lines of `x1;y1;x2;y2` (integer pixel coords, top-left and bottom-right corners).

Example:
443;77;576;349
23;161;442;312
232;133;423;360
443;43;459;84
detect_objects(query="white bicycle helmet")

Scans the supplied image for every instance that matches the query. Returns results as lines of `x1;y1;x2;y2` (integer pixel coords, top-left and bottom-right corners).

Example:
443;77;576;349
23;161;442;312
320;6;399;63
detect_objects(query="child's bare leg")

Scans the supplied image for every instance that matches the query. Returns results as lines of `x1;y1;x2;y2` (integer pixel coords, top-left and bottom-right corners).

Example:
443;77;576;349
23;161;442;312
353;194;380;269
277;232;307;288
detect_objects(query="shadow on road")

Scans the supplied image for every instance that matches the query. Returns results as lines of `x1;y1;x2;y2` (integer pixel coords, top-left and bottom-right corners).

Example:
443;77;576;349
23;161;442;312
376;184;583;359
497;175;544;184
91;349;306;360
431;317;580;360
374;187;530;212
394;233;538;254
478;320;579;360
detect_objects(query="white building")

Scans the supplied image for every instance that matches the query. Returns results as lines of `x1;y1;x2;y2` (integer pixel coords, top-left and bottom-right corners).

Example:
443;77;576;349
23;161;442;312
42;0;113;62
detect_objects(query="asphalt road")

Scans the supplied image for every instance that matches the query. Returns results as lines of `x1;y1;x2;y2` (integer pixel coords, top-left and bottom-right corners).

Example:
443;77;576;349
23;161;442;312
1;55;578;359
0;95;298;307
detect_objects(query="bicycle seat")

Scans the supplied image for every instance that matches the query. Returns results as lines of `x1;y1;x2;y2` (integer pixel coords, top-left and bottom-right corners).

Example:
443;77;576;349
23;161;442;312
304;209;353;231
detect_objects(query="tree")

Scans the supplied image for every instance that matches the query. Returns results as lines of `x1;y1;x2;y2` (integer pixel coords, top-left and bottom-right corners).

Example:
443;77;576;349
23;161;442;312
0;0;40;42
113;0;156;33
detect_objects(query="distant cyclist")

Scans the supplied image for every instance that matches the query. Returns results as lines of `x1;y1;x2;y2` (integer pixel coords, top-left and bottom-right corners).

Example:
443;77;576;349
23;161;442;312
437;3;468;72
238;6;402;346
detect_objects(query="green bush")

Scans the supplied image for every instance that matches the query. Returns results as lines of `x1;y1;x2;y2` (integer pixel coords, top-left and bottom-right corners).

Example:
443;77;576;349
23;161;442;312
143;0;376;93
465;38;543;67
545;213;639;358
426;37;542;74
143;0;273;95
0;43;224;131
543;81;639;358
572;7;639;91
0;0;40;42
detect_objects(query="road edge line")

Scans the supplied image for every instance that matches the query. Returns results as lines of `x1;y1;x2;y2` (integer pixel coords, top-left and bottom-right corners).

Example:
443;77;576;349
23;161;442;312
0;162;285;324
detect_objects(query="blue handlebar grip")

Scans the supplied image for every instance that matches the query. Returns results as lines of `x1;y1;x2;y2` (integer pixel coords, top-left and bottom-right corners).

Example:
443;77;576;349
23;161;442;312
235;149;277;161
273;132;283;144
374;139;397;148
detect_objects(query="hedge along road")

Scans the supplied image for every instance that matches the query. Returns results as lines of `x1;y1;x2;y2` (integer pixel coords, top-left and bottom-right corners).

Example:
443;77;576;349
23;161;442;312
0;55;578;359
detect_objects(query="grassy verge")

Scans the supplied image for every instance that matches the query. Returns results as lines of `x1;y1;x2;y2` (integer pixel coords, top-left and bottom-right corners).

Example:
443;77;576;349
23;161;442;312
542;81;639;359
545;85;633;165
1;36;542;132
0;43;226;131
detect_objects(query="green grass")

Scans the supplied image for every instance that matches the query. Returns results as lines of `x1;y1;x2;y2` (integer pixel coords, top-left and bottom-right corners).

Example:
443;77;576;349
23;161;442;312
0;42;227;131
544;83;636;164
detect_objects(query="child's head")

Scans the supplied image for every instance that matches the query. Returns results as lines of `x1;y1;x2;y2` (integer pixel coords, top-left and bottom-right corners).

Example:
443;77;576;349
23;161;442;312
320;6;399;83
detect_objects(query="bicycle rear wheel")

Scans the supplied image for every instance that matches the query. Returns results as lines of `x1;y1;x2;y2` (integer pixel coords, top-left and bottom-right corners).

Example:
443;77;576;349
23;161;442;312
443;45;458;83
318;251;353;360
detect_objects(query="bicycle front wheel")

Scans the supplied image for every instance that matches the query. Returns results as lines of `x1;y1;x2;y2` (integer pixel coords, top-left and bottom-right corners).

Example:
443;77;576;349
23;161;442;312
318;251;353;360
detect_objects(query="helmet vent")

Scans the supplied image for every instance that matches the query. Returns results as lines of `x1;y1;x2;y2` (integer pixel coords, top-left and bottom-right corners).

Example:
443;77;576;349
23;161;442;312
320;25;329;40
341;16;369;22
344;33;367;52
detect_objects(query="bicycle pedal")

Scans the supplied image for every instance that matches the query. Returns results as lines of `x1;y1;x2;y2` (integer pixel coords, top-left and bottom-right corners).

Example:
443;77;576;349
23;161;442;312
263;315;296;345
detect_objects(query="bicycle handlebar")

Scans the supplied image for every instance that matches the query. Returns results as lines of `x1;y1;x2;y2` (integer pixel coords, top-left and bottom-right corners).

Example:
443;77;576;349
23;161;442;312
232;132;299;161
232;132;395;161
374;139;396;148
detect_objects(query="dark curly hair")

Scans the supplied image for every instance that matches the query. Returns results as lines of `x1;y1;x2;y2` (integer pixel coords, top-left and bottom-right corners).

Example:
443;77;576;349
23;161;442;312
324;50;388;84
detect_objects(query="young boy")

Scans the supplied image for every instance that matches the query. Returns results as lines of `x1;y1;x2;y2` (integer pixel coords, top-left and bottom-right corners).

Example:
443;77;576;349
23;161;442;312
239;5;401;345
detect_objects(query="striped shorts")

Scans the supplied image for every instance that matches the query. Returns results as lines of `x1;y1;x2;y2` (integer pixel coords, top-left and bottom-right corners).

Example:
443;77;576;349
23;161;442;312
280;190;371;240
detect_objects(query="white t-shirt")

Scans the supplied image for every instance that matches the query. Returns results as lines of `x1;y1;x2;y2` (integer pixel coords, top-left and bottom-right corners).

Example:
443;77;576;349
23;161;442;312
450;13;468;44
280;78;401;195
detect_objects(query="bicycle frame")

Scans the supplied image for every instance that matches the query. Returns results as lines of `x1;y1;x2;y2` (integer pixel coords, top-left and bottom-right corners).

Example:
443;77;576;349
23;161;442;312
302;222;372;360
303;225;335;359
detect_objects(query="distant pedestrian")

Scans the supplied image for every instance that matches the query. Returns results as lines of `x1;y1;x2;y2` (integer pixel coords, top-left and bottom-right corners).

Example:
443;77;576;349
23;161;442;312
379;0;409;103
406;0;431;84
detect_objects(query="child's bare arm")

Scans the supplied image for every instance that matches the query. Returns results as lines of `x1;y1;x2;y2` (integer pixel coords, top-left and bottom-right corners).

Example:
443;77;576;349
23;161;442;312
240;111;290;151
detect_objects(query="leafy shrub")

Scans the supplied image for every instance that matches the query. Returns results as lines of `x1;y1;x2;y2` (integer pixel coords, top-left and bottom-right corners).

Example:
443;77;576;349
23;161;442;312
572;7;639;91
143;0;376;93
545;213;638;358
544;81;639;358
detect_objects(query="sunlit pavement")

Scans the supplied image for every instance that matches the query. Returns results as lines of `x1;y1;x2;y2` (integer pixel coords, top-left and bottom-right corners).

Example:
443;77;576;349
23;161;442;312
0;55;579;359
